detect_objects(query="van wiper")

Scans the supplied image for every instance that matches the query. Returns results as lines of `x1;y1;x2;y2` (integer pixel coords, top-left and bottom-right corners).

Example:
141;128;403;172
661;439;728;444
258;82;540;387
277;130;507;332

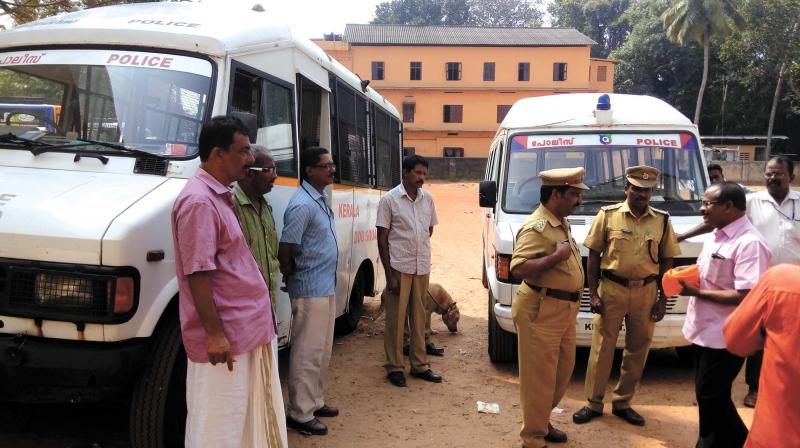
578;200;619;205
47;138;166;159
0;133;55;153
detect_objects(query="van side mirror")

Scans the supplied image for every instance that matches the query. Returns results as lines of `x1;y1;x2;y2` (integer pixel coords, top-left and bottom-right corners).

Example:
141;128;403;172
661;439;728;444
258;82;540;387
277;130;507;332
479;180;497;208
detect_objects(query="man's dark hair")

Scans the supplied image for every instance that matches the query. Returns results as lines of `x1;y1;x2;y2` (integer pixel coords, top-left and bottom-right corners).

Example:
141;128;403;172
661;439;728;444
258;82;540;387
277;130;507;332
768;156;794;176
707;163;723;174
402;154;429;172
300;146;330;179
715;181;746;211
198;115;250;162
540;185;570;204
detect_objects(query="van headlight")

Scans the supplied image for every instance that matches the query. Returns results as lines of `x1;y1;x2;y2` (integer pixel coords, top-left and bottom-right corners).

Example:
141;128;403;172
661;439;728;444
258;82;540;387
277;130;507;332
34;273;135;314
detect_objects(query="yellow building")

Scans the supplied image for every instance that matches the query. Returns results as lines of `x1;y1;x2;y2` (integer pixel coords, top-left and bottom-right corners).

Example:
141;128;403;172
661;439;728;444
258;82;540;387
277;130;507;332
314;24;615;158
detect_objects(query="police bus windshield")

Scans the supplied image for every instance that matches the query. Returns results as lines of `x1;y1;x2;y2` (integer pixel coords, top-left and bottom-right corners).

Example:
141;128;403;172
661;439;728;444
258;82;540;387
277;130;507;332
503;132;707;216
0;49;212;157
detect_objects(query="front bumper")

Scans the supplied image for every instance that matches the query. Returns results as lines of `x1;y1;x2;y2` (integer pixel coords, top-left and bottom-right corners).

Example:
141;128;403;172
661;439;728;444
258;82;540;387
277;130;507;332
0;333;148;403
494;303;690;349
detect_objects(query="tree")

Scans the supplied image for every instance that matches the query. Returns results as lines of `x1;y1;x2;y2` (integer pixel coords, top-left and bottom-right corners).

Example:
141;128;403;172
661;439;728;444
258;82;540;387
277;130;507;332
0;0;163;27
662;0;745;126
372;0;542;27
548;0;631;58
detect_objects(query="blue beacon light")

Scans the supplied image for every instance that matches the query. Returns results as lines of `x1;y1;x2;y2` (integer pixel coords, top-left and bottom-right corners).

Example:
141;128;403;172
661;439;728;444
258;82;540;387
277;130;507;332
597;94;611;110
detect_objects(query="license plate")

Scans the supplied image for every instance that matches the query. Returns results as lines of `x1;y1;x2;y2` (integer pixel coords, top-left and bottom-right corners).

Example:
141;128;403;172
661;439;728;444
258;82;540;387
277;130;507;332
580;321;626;333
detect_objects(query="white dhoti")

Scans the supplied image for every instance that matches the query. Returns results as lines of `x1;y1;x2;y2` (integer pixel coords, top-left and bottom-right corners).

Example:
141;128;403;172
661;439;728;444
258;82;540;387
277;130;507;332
185;342;286;448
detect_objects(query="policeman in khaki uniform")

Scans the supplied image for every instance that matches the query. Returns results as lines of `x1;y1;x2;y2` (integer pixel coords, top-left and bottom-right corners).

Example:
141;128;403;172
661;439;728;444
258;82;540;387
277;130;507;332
573;165;680;427
510;167;589;448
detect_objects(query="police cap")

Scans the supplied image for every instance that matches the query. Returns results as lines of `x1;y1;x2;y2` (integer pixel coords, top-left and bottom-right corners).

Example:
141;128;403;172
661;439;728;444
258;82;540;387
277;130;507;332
626;165;660;188
540;167;590;190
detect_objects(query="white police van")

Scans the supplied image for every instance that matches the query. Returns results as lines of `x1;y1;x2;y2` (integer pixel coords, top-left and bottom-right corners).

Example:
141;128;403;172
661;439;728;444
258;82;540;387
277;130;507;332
480;93;708;362
0;3;401;446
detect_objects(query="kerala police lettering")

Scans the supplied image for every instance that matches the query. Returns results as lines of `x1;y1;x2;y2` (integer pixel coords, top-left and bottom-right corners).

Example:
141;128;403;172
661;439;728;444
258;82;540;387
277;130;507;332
128;19;200;28
515;133;686;150
107;53;173;69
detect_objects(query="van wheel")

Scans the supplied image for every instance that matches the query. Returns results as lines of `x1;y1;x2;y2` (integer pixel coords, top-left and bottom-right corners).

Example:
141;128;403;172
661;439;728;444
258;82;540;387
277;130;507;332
335;272;364;335
130;317;187;448
488;289;517;362
481;258;488;289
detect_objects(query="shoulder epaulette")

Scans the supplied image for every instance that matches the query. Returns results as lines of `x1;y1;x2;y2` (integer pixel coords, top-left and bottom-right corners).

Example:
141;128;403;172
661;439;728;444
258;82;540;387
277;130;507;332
651;207;670;216
532;218;548;233
601;203;624;211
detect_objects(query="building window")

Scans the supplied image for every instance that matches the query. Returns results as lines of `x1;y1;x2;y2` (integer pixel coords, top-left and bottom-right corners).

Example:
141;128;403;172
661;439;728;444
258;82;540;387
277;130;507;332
483;62;495;81
402;102;415;123
403;147;415;157
597;65;607;82
443;105;463;123
497;105;512;123
518;62;530;81
446;62;462;81
553;63;568;81
372;61;384;80
443;147;464;158
410;62;422;81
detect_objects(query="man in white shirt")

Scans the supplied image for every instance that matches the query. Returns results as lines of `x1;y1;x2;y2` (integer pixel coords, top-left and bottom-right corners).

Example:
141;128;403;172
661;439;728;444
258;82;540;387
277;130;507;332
740;156;800;407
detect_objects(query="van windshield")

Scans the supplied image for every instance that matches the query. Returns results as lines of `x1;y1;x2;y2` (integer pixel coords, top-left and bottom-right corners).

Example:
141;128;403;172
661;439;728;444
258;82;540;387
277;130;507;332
503;132;706;216
0;49;212;157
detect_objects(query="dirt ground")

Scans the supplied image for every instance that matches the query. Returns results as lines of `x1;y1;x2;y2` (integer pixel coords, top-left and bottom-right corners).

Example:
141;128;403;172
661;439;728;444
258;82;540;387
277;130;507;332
0;181;756;448
286;181;755;448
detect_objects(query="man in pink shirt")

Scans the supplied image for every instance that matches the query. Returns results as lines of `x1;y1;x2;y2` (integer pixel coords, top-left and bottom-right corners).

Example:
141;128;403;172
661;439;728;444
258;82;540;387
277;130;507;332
172;116;280;447
680;181;771;448
724;264;800;448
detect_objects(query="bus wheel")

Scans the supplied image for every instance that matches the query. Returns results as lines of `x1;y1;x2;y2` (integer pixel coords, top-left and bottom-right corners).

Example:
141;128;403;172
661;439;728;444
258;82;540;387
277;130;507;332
335;272;365;335
488;289;517;362
130;317;187;448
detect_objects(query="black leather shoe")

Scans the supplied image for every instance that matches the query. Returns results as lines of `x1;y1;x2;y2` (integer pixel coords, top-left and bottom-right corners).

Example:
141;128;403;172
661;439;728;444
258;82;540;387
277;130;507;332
572;406;602;424
743;388;758;408
286;416;328;435
313;404;339;418
612;407;645;426
426;342;445;356
387;371;407;387
544;422;567;443
410;369;443;383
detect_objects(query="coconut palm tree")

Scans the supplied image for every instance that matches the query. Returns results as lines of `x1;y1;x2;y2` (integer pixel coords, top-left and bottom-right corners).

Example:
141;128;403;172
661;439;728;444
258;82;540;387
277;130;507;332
662;0;744;126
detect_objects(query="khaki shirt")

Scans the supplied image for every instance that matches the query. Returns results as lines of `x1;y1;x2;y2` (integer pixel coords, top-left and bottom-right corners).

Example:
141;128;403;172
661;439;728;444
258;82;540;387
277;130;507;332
511;205;584;292
584;201;681;279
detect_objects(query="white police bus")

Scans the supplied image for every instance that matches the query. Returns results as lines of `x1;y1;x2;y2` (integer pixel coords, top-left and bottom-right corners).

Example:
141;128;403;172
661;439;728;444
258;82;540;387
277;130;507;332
0;3;402;446
480;93;709;362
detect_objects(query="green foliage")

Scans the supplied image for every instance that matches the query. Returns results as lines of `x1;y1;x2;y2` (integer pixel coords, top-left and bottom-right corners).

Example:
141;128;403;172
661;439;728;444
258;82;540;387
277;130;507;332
372;0;542;27
548;0;631;57
661;0;744;47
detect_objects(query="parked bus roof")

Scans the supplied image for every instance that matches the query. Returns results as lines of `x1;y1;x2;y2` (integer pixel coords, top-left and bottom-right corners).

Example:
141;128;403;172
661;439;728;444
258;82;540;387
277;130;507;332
0;2;398;116
501;93;694;130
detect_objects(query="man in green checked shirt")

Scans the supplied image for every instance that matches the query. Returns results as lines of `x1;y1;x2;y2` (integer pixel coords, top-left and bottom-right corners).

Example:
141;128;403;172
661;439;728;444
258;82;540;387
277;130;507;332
233;144;288;446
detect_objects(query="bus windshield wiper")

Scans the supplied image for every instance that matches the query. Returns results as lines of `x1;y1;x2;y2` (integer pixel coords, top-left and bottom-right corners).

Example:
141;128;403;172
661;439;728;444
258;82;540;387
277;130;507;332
0;133;56;154
49;138;166;159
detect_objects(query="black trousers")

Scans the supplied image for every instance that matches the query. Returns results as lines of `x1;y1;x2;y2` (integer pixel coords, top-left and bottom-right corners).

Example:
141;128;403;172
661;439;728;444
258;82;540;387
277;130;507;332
692;345;748;448
745;350;763;390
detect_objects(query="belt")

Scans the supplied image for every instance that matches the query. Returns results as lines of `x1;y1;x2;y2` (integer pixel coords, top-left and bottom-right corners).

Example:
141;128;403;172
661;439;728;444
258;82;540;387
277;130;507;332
523;281;580;302
602;270;658;288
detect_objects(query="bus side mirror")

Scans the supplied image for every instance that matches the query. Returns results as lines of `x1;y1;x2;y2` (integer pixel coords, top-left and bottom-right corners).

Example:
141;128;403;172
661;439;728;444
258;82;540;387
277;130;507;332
479;180;497;208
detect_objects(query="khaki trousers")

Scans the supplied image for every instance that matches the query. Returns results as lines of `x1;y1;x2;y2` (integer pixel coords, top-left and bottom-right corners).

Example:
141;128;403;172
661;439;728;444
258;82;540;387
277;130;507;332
584;280;657;412
384;270;429;373
512;285;580;448
287;295;335;422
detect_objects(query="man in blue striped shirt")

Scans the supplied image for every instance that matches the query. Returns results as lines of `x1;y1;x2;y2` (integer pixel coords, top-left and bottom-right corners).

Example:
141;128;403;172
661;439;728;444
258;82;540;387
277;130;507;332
279;147;339;436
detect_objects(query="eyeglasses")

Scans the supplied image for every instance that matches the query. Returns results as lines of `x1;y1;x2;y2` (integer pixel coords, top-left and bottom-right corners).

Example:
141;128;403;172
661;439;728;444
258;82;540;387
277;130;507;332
764;172;787;179
701;200;722;207
247;166;276;174
313;163;336;170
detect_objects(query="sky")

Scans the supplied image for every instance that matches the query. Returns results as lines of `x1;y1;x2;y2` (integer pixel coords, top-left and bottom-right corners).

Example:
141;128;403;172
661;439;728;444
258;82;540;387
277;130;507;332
212;0;384;39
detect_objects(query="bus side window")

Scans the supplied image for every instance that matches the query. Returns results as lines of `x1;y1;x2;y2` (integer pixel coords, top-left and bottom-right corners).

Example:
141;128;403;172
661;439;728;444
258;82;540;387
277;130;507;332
229;64;297;178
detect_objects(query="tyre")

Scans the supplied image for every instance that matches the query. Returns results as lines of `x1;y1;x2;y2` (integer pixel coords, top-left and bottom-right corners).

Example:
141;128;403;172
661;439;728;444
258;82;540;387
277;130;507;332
335;272;364;335
481;257;488;289
130;316;187;448
487;289;517;362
